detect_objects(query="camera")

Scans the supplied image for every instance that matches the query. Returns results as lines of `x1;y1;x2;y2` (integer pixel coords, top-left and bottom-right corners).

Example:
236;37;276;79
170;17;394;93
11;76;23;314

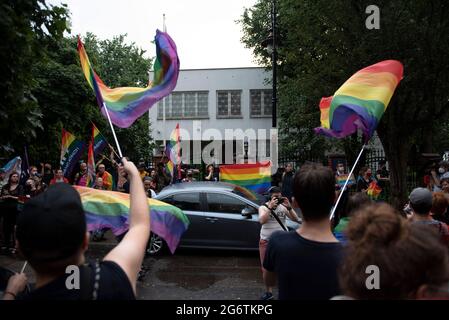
273;196;285;203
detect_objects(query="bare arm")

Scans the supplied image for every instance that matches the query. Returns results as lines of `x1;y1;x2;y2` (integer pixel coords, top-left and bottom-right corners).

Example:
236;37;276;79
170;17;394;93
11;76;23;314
259;198;279;224
104;158;150;294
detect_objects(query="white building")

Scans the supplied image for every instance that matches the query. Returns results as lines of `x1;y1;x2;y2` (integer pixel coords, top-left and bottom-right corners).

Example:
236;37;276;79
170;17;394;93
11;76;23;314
149;67;274;164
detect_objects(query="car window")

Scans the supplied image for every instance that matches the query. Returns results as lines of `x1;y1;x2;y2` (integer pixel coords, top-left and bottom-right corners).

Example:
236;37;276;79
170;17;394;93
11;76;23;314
207;193;248;214
163;193;201;211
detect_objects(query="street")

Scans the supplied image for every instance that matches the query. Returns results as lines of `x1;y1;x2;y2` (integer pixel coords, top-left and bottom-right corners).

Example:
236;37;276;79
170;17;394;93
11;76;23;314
0;240;266;300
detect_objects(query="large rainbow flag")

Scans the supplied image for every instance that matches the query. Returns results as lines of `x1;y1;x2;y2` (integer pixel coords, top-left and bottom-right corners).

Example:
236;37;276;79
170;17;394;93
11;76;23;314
60;129;85;177
75;186;189;254
78;30;180;128
219;162;271;195
314;60;403;142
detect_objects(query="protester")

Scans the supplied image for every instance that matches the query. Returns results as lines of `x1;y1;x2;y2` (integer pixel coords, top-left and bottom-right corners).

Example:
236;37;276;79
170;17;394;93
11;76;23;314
431;161;449;191
356;167;374;193
441;178;449;194
182;170;196;183
0;173;24;254
156;162;170;192
205;164;219;182
258;186;300;300
409;187;449;247
116;170;130;193
40;163;53;186
431;192;449;225
138;163;149;180
96;164;113;191
143;177;156;198
263;164;343;300
24;176;45;198
335;162;355;190
281;163;294;202
271;167;283;187
13;158;149;300
376;160;390;187
0;168;6;193
333;193;372;244
94;177;106;190
74;162;88;187
49;169;68;185
338;203;449;299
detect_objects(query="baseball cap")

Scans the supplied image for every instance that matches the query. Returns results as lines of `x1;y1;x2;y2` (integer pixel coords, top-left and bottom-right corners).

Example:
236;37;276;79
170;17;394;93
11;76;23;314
409;187;433;215
16;183;86;262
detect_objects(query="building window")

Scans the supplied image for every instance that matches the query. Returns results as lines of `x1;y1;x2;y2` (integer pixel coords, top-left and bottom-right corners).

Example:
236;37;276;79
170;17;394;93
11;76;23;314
217;90;242;118
250;89;272;117
157;91;209;119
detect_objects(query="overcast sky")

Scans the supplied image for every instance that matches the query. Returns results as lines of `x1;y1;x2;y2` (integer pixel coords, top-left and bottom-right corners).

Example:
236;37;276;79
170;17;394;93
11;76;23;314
47;0;260;69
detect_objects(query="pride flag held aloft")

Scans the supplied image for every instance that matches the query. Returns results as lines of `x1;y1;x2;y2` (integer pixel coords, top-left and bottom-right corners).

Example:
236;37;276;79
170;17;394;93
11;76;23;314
314;60;404;142
78;30;180;128
60;129;85;177
75;186;189;254
219;162;271;195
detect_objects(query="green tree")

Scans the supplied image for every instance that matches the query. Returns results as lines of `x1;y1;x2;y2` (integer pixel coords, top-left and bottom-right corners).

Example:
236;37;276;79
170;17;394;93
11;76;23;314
240;0;449;207
0;0;69;158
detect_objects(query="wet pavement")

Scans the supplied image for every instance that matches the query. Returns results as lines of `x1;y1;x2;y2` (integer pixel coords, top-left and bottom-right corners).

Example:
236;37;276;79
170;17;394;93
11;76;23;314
0;237;267;300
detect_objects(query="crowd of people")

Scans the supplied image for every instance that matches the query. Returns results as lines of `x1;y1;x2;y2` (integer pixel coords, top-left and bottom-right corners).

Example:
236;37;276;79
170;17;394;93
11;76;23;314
1;155;449;300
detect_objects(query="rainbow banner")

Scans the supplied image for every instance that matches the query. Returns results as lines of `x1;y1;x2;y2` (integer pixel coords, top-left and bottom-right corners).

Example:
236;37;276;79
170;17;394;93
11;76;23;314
60;129;85;177
367;181;382;200
78;30;180;128
165;123;181;181
314;60;403;142
86;141;96;188
219;162;271;195
92;123;108;159
75;186;189;254
336;174;355;188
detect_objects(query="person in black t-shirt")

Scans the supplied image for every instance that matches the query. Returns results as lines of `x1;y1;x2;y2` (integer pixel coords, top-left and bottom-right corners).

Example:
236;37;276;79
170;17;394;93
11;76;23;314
263;163;343;300
356;166;374;193
5;158;150;300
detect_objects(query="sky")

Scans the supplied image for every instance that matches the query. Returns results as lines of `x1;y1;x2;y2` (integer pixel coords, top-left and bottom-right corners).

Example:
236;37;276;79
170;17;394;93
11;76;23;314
47;0;260;69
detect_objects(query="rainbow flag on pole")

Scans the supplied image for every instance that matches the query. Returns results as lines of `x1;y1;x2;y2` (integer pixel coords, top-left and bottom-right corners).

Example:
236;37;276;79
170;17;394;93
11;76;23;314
60;129;85;177
86;140;96;188
314;60;403;142
92;123;108;159
78;30;180;128
219;162;271;195
75;186;189;254
166;123;181;181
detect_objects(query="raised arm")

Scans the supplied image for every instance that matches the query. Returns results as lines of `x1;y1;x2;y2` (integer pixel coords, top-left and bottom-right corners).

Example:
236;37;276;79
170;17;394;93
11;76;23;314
104;158;150;294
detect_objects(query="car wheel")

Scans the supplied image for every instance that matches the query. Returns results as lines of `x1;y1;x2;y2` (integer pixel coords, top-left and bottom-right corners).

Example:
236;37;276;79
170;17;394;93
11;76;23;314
146;233;165;256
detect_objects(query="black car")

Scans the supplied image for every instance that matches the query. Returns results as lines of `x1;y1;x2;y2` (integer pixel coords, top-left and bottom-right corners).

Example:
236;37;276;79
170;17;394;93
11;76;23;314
148;182;300;255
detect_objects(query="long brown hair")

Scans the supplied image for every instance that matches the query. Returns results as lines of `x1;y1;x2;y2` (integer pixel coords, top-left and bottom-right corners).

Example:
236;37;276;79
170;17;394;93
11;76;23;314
339;203;449;299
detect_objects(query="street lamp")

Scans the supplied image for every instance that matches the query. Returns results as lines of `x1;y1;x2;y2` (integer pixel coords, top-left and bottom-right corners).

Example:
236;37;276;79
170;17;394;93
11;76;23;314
261;0;277;128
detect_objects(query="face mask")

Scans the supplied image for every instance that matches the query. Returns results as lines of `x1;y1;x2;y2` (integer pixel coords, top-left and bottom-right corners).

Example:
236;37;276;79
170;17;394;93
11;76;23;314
439;167;445;174
366;172;372;177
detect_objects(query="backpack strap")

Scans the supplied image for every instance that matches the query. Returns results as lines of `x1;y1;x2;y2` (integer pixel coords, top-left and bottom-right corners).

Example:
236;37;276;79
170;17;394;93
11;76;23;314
79;259;101;300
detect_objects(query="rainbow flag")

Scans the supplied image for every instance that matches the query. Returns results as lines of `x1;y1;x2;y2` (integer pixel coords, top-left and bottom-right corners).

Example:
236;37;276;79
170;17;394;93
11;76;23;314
314;60;403;142
92;123;107;159
75;186;189;254
336;173;355;188
166;123;181;181
219;162;271;194
367;181;382;199
86;140;96;188
78;30;180;128
60;129;85;177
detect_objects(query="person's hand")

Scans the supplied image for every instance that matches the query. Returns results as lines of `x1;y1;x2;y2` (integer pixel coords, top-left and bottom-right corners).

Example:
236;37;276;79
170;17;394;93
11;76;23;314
4;273;28;300
267;197;279;210
282;197;292;210
119;158;139;179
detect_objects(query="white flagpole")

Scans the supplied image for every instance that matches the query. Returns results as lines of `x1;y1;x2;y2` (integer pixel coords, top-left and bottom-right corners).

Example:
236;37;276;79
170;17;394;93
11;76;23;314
162;13;167;151
102;103;123;158
20;261;28;273
330;144;366;220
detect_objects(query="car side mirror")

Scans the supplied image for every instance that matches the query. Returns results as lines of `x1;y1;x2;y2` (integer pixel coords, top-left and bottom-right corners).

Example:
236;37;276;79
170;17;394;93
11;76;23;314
241;206;255;218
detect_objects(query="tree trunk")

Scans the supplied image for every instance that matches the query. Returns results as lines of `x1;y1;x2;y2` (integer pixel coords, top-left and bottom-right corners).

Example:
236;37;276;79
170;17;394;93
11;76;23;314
377;129;410;210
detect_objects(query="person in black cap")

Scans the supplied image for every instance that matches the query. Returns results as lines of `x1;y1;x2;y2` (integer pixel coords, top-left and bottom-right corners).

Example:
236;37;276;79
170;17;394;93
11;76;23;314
10;158;149;300
409;187;449;247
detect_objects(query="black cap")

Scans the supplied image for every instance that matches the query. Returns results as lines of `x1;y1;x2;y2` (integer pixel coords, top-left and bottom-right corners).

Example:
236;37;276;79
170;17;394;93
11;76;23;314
16;183;86;262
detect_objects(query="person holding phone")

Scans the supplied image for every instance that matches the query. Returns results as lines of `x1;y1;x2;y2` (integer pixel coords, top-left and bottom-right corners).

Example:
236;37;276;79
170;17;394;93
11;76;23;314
258;186;300;300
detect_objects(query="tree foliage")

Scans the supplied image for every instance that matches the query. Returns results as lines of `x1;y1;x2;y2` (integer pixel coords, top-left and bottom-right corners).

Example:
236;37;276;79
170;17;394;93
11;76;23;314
240;0;449;206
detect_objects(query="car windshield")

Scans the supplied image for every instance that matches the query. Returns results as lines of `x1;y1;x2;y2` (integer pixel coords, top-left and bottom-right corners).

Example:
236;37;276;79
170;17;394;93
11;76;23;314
231;185;265;205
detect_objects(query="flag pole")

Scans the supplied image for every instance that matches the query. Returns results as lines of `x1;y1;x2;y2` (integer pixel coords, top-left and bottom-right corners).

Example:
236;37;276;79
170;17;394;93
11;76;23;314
330;144;366;220
20;261;28;273
102;103;123;158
